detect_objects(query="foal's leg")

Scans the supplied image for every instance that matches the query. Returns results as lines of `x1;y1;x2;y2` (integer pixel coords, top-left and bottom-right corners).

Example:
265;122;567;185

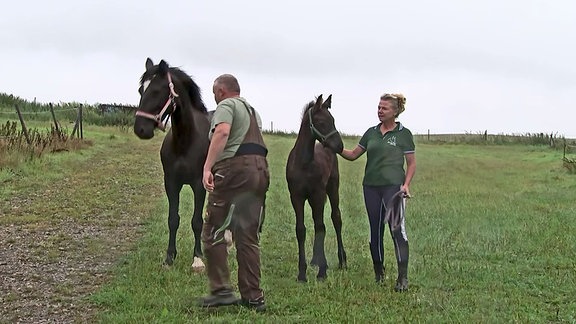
291;194;307;282
327;175;347;269
190;180;206;272
309;191;328;280
165;177;183;265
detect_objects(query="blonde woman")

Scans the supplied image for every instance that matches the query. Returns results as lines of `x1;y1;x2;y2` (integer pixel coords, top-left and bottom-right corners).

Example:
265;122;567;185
339;93;416;291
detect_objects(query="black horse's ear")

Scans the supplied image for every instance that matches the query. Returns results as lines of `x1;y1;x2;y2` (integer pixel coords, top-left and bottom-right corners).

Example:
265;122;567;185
322;94;332;109
145;57;154;70
158;60;169;74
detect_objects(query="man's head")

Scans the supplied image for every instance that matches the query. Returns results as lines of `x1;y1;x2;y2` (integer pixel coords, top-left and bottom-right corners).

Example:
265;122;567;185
213;74;241;104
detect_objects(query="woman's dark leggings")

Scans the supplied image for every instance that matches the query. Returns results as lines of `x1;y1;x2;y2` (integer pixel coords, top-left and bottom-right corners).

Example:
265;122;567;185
363;185;409;278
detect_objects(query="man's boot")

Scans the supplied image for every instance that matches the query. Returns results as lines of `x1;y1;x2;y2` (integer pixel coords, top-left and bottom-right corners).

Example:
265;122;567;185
199;288;239;308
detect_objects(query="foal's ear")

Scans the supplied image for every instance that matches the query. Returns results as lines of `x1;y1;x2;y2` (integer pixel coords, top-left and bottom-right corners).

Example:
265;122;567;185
145;57;154;70
313;94;324;112
322;94;332;109
158;60;169;74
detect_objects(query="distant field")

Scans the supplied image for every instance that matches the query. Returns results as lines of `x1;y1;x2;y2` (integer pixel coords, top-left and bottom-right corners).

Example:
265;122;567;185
1;124;575;323
413;132;575;145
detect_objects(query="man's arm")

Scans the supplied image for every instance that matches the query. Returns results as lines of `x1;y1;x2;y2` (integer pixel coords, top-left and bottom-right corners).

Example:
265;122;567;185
202;122;231;192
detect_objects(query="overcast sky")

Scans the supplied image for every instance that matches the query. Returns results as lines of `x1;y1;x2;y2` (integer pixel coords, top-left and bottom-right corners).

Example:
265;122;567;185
1;0;575;137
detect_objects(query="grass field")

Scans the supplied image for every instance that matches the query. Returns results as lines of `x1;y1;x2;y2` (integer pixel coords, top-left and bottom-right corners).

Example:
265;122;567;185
2;124;575;323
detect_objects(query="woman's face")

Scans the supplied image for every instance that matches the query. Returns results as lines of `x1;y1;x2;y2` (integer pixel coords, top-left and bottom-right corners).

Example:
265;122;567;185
378;99;396;122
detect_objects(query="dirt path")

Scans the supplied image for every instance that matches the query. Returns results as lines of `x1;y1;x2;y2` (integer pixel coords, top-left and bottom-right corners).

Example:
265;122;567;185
0;136;165;323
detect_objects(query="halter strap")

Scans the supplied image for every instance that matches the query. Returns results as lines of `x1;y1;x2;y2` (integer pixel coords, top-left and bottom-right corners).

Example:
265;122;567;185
135;73;179;131
308;108;339;143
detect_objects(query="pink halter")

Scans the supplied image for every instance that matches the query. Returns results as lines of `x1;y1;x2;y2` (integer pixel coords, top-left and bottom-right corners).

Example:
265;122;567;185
135;72;179;131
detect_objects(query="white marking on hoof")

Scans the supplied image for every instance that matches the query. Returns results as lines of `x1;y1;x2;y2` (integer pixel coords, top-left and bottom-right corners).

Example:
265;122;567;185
192;256;205;273
225;229;234;252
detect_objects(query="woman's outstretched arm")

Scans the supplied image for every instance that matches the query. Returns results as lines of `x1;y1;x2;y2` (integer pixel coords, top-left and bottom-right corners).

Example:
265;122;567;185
339;145;365;161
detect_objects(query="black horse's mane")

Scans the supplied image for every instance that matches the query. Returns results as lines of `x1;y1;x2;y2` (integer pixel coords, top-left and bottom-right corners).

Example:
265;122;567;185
140;65;208;113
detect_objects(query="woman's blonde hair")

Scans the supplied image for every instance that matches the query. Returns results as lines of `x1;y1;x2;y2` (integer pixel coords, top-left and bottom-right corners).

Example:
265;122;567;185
380;93;406;117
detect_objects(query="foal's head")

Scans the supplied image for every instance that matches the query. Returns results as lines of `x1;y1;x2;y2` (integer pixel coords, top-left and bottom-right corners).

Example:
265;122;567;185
134;58;180;139
307;94;343;154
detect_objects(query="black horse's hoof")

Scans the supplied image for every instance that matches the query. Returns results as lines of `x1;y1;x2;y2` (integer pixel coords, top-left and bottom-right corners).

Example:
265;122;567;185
297;275;308;283
316;274;327;281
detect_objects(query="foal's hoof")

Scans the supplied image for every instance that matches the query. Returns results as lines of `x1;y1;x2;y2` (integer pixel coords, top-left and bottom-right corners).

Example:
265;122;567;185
164;255;175;266
310;257;320;267
192;257;205;273
297;275;308;283
316;274;327;281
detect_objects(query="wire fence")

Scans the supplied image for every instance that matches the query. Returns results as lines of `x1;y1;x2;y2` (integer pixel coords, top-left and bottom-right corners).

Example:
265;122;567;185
413;129;570;148
0;108;77;115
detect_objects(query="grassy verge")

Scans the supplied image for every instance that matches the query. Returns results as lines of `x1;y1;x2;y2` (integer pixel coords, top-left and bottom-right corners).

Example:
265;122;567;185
0;125;166;322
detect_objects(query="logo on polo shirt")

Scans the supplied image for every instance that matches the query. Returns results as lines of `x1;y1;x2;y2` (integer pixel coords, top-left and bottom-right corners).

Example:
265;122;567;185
386;135;397;146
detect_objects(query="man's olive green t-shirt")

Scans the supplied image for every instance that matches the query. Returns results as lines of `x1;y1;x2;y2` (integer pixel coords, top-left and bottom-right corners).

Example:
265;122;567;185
209;97;262;162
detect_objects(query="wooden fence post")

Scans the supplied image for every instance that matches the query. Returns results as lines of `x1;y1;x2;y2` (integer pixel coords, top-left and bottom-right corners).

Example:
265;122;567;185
14;104;31;145
49;103;61;135
427;129;430;141
79;104;84;139
71;108;80;138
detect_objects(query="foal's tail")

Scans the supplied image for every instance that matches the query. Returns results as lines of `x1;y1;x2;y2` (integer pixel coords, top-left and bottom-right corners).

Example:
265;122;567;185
384;190;409;231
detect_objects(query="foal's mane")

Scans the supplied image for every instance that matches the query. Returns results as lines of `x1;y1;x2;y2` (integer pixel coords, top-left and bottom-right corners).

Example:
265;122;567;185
140;65;208;113
300;100;316;121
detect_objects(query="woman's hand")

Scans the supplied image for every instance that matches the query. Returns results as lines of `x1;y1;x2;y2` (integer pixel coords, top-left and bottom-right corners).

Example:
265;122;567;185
401;184;411;198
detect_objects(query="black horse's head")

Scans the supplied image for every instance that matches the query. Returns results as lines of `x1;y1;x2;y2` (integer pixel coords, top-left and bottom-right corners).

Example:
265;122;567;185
308;94;343;154
134;58;178;139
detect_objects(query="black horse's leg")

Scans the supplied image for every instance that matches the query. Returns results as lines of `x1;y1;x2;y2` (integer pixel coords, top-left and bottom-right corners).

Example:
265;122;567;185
327;175;347;269
309;191;328;280
291;194;307;282
190;180;206;259
165;177;183;266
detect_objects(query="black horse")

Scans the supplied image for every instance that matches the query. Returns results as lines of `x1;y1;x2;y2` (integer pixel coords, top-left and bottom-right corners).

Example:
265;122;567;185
134;58;210;271
286;94;347;282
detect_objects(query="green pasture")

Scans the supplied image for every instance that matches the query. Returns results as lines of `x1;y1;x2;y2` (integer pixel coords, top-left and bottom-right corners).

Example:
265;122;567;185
2;124;575;323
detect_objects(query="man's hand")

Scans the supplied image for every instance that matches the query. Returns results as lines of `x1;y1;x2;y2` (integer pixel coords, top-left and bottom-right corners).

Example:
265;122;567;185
202;121;230;193
203;169;214;192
